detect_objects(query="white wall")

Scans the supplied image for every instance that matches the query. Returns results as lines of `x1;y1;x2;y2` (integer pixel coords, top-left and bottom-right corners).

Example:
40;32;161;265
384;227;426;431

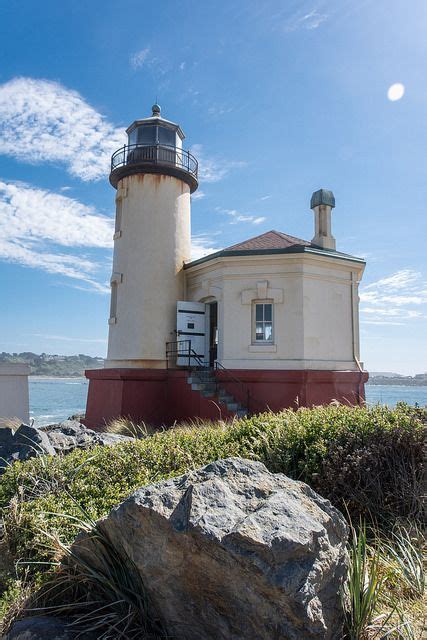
0;364;30;425
185;253;364;371
106;173;191;368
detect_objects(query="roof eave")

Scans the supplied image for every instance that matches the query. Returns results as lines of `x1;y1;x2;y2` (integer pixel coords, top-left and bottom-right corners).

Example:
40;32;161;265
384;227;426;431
184;246;366;269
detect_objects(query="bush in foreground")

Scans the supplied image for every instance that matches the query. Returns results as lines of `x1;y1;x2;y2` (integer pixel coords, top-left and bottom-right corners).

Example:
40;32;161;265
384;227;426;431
0;403;425;636
1;403;425;564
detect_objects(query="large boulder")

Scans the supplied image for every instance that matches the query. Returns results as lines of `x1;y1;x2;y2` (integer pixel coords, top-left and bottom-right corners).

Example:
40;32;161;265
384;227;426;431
77;457;348;640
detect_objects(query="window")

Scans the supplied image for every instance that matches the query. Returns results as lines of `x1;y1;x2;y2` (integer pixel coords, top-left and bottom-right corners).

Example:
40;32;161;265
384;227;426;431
157;126;175;146
115;197;123;234
253;302;273;343
109;282;118;323
136;125;156;145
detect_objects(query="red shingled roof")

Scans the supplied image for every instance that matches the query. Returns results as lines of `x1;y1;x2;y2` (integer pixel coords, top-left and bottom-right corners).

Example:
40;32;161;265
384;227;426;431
224;230;312;252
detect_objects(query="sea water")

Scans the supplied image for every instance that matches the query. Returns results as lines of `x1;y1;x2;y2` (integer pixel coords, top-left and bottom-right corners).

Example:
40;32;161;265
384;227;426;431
28;377;427;428
30;377;89;427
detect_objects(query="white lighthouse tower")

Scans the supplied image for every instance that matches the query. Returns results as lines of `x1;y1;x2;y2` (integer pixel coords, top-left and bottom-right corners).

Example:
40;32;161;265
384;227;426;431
106;105;198;369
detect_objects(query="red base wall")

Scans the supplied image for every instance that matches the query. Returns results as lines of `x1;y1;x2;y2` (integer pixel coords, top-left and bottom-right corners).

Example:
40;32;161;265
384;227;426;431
84;368;368;430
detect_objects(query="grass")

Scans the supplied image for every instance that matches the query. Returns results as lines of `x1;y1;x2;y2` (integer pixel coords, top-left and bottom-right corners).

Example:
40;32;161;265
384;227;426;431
0;403;425;637
342;523;426;639
32;509;168;639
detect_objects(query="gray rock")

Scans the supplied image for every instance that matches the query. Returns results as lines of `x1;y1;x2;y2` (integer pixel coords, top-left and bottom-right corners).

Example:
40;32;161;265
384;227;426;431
0;423;56;473
13;424;56;457
0;420;133;474
45;420;133;452
46;420;99;453
92;431;134;446
77;457;348;640
4;616;96;639
0;427;14;444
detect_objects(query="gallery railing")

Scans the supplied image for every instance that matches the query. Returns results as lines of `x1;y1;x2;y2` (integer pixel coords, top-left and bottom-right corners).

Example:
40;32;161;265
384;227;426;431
111;143;198;179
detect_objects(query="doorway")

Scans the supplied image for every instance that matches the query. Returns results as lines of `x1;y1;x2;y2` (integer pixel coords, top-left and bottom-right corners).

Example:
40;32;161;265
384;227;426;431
208;301;218;367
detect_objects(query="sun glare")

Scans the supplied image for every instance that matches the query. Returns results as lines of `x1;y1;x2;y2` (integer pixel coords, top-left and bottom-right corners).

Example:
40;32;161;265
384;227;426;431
387;83;405;101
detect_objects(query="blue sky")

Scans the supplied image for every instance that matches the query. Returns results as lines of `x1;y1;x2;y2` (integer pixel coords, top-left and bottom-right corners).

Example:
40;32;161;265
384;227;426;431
0;0;426;374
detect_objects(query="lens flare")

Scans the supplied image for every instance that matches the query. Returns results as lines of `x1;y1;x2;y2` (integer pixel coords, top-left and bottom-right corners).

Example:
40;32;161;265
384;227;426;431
387;83;405;101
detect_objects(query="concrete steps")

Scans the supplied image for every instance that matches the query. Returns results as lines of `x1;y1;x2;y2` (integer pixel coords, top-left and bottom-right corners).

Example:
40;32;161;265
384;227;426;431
187;371;249;418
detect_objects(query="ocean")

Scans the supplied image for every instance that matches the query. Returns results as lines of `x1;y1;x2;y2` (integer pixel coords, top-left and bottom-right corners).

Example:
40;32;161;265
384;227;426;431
29;377;427;428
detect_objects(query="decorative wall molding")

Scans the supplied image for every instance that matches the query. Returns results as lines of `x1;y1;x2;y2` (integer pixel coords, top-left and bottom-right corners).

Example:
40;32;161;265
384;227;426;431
241;280;284;304
110;272;123;285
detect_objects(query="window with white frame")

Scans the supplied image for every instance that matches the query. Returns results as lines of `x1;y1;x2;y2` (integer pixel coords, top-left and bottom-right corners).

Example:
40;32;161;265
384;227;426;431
253;301;273;343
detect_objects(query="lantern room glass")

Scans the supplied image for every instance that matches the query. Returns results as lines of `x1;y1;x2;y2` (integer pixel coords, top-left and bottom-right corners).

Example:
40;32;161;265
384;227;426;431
128;125;177;148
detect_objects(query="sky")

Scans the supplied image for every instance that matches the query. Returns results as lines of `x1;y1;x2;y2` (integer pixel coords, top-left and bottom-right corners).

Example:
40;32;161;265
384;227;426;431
0;0;426;375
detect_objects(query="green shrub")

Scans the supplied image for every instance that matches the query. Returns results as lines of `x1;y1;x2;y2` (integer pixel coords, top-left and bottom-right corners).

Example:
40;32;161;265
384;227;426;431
0;404;425;572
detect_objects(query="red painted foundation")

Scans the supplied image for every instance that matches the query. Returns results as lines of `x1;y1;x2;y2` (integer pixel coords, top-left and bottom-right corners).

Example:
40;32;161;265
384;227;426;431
84;367;368;430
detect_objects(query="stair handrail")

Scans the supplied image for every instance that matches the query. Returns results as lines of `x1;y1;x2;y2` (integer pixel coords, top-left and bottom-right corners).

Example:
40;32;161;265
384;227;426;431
214;361;255;414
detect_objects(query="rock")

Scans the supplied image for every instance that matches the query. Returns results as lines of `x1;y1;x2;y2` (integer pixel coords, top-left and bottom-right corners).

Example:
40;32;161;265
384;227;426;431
92;431;134;446
45;420;99;453
45;420;133;452
0;423;56;473
4;616;96;639
78;457;348;640
13;424;56;457
0;419;133;473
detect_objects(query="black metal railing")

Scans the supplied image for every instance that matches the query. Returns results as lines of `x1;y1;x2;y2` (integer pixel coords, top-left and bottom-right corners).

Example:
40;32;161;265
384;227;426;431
111;143;198;179
214;361;250;413
166;340;205;369
166;341;265;416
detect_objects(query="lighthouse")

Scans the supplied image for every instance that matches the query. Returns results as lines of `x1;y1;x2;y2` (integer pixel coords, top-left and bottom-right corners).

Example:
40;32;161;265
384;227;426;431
106;104;198;368
85;106;367;430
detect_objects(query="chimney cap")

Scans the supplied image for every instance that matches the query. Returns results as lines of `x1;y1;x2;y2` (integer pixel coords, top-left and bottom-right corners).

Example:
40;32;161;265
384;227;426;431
310;189;335;209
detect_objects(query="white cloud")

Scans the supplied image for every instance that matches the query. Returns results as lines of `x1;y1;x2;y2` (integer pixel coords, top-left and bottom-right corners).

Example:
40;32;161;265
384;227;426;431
259;195;271;201
191;190;205;201
221;208;267;225
0;180;113;292
191;236;221;261
31;333;107;343
191;144;245;183
0;77;125;181
284;9;328;31
130;47;150;69
360;269;427;325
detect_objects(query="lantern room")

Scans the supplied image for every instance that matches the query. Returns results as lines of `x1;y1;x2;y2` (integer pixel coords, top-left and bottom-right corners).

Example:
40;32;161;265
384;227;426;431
126;104;184;149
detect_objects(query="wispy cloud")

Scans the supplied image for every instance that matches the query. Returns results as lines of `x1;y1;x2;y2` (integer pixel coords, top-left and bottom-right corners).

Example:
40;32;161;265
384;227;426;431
191;144;245;183
219;208;267;225
129;47;170;75
130;47;150;69
31;333;107;343
360;269;427;325
191;235;222;261
284;8;329;32
0;77;125;181
191;190;205;200
0;180;113;292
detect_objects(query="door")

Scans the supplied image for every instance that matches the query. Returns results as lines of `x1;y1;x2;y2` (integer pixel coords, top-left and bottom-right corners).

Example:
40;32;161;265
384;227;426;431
208;301;218;366
176;301;206;366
